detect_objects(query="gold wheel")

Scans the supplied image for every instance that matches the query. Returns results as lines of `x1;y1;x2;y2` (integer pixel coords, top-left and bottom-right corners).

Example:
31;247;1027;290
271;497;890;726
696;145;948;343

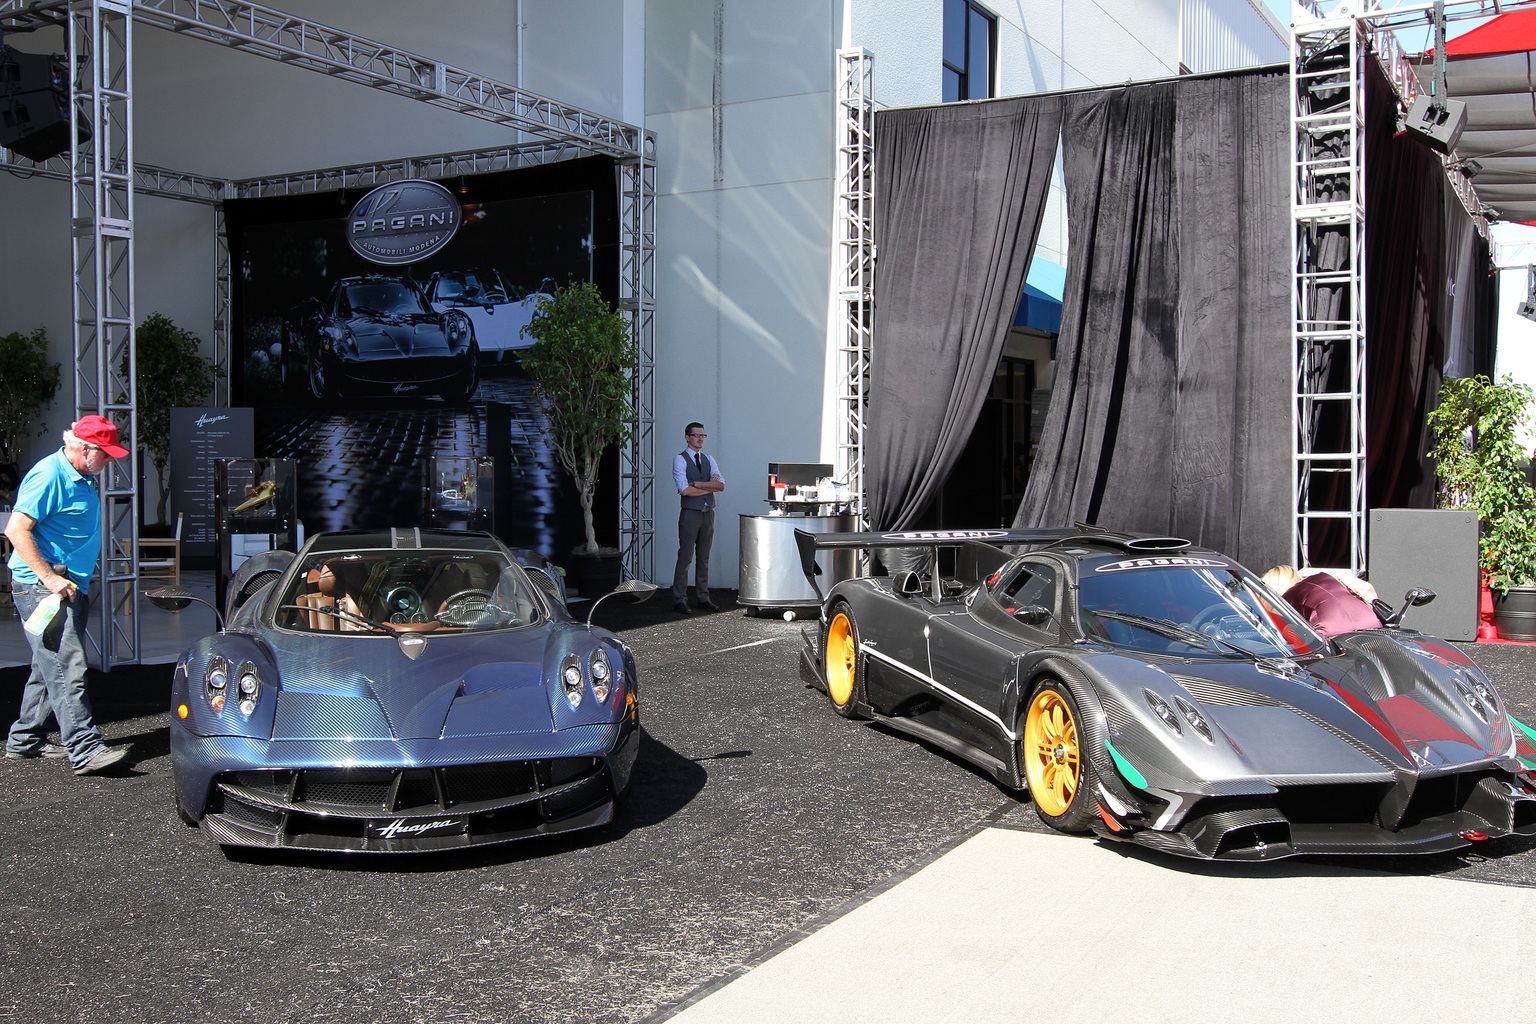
1024;687;1081;819
825;611;857;710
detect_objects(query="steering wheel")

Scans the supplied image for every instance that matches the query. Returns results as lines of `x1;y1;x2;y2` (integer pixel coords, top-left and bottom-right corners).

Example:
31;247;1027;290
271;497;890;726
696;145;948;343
437;588;498;627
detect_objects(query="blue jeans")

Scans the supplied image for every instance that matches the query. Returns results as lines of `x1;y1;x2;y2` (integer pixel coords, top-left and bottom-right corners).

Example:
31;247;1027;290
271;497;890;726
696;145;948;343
7;583;106;766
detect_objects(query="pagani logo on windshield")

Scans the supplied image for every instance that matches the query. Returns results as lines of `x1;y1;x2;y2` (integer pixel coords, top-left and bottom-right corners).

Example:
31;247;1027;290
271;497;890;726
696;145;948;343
347;179;462;265
1096;557;1228;572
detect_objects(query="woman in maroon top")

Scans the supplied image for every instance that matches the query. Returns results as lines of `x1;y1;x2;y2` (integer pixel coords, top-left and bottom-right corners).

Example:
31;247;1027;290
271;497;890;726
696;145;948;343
1261;565;1382;638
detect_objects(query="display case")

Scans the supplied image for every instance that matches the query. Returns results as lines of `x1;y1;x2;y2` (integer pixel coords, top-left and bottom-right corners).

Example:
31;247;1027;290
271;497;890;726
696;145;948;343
424;456;494;531
214;459;297;613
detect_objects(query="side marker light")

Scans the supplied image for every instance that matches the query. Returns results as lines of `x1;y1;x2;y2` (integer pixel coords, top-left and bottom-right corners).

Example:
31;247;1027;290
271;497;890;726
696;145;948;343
177;704;189;719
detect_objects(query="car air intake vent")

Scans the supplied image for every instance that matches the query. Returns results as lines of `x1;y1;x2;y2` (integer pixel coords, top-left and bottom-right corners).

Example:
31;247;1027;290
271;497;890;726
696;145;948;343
525;567;563;607
1123;537;1191;552
1170;675;1279;707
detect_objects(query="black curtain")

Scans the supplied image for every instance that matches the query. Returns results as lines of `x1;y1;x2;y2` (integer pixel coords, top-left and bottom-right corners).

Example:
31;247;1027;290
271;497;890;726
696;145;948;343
1013;72;1292;572
867;96;1063;533
1363;60;1496;516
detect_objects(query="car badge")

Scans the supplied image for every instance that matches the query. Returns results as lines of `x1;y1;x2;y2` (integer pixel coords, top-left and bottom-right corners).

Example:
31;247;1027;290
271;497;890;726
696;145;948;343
397;633;428;660
347;179;462;265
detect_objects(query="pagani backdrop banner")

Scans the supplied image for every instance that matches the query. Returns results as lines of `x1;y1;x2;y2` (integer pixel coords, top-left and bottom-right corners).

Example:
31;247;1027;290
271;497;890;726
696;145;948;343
871;65;1492;573
224;156;621;560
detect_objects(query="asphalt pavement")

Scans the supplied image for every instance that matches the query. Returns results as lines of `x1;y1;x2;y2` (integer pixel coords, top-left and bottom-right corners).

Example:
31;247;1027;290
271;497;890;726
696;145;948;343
1;594;1534;1023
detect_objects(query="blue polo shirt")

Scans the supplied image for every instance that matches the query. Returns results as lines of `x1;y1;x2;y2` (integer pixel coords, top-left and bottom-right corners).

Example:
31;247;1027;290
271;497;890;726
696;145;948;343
7;448;101;593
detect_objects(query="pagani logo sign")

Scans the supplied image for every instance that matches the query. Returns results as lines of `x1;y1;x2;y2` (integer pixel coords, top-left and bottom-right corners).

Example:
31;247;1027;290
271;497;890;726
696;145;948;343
1096;556;1228;572
347;179;462;265
880;530;1009;541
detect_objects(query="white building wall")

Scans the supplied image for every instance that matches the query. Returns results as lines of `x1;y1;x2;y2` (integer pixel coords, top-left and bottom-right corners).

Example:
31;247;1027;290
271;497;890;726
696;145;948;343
1181;0;1287;73
647;0;838;591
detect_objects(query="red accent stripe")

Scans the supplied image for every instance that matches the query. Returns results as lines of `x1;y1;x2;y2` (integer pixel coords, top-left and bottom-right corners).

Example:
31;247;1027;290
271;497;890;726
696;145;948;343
1097;804;1123;832
1325;682;1411;759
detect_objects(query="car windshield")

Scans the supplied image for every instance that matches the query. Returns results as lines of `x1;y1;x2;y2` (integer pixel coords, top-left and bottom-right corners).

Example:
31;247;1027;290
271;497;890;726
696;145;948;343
1077;565;1328;659
433;270;508;306
342;281;427;315
274;549;542;634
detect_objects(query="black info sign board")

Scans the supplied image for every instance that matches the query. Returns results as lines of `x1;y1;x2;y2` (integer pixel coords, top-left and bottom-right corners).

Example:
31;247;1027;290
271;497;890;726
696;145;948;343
169;407;254;556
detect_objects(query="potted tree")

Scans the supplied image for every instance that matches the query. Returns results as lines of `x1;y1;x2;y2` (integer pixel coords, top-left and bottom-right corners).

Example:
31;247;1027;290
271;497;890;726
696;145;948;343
0;326;62;502
519;281;637;595
1427;374;1536;639
122;313;222;526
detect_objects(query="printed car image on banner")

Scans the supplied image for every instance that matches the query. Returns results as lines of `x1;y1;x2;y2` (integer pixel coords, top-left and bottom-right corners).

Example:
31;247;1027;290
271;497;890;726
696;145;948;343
223;156;622;564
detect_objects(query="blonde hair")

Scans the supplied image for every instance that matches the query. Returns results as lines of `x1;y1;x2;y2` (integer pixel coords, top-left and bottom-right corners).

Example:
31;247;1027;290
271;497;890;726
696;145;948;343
1261;564;1303;593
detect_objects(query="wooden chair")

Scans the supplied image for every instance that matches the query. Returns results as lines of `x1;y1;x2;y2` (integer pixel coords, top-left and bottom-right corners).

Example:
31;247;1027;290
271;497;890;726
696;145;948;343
139;513;183;586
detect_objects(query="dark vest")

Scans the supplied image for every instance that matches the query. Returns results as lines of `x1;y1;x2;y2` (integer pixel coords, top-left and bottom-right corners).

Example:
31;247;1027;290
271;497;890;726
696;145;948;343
681;451;714;511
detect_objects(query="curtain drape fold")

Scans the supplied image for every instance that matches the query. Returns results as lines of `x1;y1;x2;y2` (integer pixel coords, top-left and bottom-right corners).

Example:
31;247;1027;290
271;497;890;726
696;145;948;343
867;97;1063;533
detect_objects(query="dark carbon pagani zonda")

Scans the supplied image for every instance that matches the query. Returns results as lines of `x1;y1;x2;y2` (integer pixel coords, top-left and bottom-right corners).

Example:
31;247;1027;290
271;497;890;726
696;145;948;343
796;527;1536;861
169;529;650;853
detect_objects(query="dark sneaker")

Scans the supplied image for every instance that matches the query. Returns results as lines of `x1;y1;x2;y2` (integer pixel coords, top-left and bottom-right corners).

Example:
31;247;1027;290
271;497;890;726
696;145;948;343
5;741;69;760
72;746;128;776
697;600;720;612
673;601;694;615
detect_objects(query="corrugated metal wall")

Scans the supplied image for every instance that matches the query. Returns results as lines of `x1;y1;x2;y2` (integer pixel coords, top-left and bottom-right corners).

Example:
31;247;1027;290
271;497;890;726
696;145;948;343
1182;0;1288;73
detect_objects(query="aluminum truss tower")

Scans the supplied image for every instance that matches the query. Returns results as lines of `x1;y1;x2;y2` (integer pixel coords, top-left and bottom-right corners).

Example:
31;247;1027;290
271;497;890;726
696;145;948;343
1290;13;1371;574
2;0;653;665
1288;1;1493;573
835;48;874;529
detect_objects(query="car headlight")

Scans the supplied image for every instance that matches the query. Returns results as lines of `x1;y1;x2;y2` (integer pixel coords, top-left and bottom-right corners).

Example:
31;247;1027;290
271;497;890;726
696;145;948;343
1172;694;1213;742
561;655;583;709
1456;679;1490;722
205;656;228;712
1471;676;1500;713
590;651;611;703
1143;689;1182;735
236;661;261;716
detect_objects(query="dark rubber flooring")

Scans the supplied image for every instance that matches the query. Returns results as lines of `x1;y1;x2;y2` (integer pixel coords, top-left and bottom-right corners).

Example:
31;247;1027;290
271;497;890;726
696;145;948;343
2;598;1534;1023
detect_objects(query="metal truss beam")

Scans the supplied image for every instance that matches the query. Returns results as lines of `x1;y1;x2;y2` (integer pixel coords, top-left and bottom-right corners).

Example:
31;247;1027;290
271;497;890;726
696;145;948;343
69;0;140;665
224;140;594;198
617;139;656;582
128;0;642;159
834;48;873;530
0;154;227;204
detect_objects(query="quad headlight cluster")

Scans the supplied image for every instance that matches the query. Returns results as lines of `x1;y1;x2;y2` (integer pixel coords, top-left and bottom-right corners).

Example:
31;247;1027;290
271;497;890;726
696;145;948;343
1456;675;1500;723
446;311;471;345
560;649;619;709
203;656;262;716
1143;688;1212;743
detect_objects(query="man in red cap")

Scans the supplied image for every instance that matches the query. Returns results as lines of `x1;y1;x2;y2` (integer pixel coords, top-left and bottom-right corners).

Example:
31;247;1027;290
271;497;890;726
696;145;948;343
3;416;131;775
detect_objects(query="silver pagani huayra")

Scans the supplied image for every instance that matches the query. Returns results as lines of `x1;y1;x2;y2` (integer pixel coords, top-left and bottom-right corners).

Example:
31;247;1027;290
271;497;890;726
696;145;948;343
796;527;1536;861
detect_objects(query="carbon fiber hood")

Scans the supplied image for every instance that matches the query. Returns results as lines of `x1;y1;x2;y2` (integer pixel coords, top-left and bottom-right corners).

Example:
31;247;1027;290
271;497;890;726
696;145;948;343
1089;631;1514;788
346;313;450;356
260;627;556;742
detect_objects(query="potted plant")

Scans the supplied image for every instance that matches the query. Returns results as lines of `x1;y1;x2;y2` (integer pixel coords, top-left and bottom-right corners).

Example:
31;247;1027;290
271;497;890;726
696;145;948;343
1427;374;1536;639
519;281;637;595
121;312;222;527
0;325;62;502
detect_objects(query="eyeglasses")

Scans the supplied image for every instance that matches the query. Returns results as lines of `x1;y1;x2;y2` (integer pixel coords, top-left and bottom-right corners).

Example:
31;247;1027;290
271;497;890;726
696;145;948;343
688;433;706;438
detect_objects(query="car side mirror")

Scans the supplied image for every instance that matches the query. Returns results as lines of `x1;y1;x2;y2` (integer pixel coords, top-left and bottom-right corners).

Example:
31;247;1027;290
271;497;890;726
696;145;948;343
893;570;924;598
1381;587;1436;629
1405;587;1436;607
1014;605;1052;626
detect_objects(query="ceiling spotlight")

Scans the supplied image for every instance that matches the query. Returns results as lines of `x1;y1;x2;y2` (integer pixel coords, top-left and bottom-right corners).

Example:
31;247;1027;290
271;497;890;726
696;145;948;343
1455;158;1483;179
456;175;468;195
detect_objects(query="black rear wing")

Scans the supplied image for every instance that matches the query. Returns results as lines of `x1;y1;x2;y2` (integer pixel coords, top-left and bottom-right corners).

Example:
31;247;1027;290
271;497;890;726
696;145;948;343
792;527;1194;603
792;528;1081;604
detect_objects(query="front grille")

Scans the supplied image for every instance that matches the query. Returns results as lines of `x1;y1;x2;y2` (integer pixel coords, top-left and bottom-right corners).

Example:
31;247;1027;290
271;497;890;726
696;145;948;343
1274;783;1387;825
1398;770;1499;829
213;758;606;820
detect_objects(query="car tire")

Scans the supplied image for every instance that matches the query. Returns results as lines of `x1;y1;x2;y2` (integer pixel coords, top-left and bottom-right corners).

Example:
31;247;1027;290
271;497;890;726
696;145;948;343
307;343;330;400
451;346;479;402
821;602;865;719
1021;680;1099;833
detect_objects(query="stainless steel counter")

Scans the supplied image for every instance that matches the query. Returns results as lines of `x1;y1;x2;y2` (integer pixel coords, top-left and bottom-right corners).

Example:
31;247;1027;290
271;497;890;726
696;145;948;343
738;513;856;619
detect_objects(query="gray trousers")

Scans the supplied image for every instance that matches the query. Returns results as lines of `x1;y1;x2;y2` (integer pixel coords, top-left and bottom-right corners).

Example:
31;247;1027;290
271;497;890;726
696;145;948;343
673;507;714;602
8;583;106;767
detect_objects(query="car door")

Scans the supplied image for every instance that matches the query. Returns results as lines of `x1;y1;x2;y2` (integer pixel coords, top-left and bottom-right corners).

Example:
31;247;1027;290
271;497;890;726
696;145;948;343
926;559;1061;754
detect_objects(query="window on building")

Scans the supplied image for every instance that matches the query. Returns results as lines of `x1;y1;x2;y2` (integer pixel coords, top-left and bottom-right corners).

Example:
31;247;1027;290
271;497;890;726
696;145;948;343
943;0;995;102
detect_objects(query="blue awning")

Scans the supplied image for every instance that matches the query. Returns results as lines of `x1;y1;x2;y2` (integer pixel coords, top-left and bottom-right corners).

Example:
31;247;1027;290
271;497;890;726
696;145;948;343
1013;258;1065;334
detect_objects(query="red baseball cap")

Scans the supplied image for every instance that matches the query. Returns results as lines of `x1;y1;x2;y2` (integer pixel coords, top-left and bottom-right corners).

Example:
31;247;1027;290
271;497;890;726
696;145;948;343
73;415;129;458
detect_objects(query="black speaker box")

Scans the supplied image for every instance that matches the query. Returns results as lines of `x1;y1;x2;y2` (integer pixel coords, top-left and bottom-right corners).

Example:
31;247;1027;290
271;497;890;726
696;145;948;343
0;49;78;161
1398;94;1467;155
1368;508;1478;640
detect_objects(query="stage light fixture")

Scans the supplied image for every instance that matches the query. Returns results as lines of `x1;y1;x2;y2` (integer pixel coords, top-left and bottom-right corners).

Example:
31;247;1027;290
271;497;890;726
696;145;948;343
1519;266;1536;323
1455;158;1483;179
0;44;88;161
1397;0;1465;156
